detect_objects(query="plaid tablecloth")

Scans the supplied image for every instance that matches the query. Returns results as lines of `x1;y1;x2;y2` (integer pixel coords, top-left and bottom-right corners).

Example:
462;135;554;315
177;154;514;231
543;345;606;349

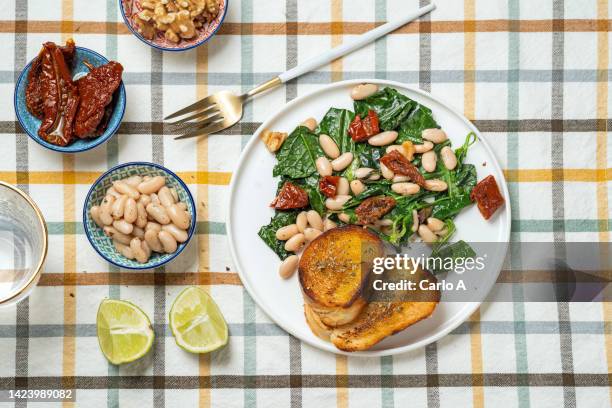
0;0;611;407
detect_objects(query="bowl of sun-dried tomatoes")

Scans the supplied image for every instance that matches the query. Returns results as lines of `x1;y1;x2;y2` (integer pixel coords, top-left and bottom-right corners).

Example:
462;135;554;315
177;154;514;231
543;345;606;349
14;39;126;153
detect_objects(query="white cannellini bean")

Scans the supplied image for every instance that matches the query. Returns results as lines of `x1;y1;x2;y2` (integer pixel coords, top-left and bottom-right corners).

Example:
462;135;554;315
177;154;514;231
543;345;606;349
284;233;305;252
391;182;420;196
315;157;332;177
138;176;165;194
350;83;378;100
304;227;322;242
113;181;140;200
144;229;164;252
414;141;434;153
424;179;448;192
296;211;308;233
368;173;381;181
162;223;189;243
331;152;353;171
175;202;187;211
427;217;445;232
319;134;340;159
350;179;365;195
168;204;191;230
422;128;448;144
111;195;127;220
99;203;114;226
158;230;178;253
323;217;337;231
325;195;351;211
306;210;323;231
113;219;134;235
146;203;171;224
125;175;143;188
368;131;398;146
114;241;135;259
302;117;317;132
355;167;373;179
440;146;457;170
132;226;145;239
380;162;394;180
158;186;175;207
139;194;152;207
376;219;393;227
90;206;103;228
411;209;419;233
422;151;438;173
279;255;299;279
106;187;122;199
145;221;161;232
104;227;132;245
169;188;179;203
336;177;350;196
276;224;299;240
130;238;149;264
393;175;409;183
150;193;161;205
338;213;351;223
418;224;437;243
141;241;151;259
124;198;138;224
136;202;148;229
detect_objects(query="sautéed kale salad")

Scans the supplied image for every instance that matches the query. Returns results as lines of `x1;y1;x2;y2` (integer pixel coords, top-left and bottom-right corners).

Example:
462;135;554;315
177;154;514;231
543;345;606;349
258;84;505;275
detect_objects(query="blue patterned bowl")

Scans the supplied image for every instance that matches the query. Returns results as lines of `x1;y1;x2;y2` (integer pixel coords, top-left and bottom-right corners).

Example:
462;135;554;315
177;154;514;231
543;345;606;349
83;162;196;270
14;46;126;153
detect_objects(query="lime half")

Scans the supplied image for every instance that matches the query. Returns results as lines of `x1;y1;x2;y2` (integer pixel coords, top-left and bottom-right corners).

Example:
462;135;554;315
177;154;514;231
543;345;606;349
170;286;229;353
97;299;154;365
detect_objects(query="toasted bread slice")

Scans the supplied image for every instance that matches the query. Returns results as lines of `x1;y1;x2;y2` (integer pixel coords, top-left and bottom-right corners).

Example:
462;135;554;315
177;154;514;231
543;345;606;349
304;303;332;341
329;268;440;352
299;225;384;326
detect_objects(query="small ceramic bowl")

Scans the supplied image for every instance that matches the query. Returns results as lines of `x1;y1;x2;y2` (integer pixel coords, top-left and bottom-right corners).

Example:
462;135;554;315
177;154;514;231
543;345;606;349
83;162;196;269
119;0;228;52
0;181;48;307
14;46;126;153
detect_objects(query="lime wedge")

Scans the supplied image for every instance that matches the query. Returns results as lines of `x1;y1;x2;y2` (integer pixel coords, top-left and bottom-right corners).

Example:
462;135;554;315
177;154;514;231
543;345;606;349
169;286;229;353
96;299;154;365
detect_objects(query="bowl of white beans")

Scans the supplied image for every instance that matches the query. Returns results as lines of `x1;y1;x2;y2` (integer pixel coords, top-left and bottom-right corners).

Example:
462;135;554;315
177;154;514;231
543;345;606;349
83;162;196;269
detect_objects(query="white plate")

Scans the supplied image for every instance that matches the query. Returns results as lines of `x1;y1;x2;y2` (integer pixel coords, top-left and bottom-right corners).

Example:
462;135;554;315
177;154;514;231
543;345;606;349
227;79;511;356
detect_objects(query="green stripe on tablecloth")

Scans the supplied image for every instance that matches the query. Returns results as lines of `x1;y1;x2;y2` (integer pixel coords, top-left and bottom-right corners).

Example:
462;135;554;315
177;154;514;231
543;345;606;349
105;0;120;407
241;1;257;406
508;1;530;407
47;221;227;235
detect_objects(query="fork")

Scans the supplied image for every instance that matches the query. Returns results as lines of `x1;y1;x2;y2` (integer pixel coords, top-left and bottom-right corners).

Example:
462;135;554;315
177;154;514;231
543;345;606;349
165;3;436;140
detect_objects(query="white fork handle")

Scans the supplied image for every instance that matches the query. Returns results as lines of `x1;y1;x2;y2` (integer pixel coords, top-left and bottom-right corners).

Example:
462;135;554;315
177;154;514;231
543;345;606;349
278;3;435;83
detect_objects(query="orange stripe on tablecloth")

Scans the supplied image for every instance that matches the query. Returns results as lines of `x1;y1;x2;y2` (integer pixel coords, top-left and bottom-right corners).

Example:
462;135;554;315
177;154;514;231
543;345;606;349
595;2;611;406
4;20;612;35
38;272;242;286
0;171;232;185
464;2;483;407
330;2;348;407
196;45;211;408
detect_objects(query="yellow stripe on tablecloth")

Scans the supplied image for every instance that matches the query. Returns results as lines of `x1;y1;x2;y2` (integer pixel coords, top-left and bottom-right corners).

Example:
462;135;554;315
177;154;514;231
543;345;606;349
464;1;483;407
595;1;611;406
196;45;211;408
330;2;348;407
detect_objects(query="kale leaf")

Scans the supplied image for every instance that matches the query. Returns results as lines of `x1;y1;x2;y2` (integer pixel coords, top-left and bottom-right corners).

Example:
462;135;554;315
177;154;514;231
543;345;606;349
316;108;355;154
258;211;299;260
354;87;415;131
397;103;439;144
273;126;324;179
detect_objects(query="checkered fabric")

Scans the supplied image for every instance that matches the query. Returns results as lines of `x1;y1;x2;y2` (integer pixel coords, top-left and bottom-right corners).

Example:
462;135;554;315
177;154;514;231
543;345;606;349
0;0;611;407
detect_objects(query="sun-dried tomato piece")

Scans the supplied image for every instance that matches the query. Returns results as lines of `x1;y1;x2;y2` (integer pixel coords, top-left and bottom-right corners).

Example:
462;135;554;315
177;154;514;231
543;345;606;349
380;150;426;187
319;176;340;198
355;195;396;225
349;110;380;142
74;61;124;138
271;182;309;210
349;115;367;141
37;42;80;147
470;175;504;220
362;109;380;136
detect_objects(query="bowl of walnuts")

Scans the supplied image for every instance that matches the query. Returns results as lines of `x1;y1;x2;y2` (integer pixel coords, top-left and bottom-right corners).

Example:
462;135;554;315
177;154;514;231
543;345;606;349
120;0;227;51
